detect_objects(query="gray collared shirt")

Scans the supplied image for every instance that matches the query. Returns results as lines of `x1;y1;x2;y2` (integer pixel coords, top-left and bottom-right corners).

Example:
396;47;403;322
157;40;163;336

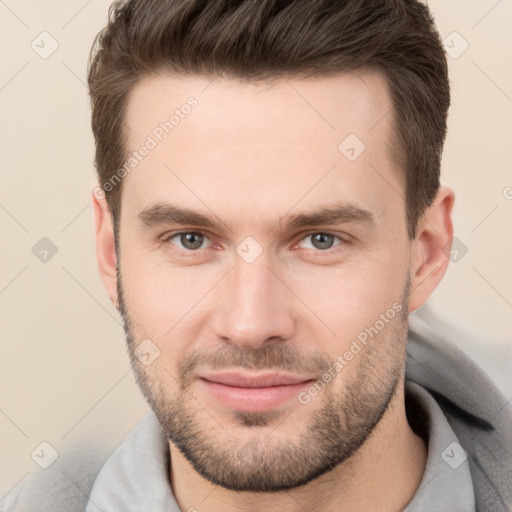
403;380;475;511
85;380;475;512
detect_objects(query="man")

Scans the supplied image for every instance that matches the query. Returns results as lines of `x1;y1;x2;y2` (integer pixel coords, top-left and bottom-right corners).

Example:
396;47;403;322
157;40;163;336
4;1;511;511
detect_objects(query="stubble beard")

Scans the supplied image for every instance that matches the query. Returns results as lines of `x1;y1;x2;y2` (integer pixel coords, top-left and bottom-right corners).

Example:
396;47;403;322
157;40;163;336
117;270;410;492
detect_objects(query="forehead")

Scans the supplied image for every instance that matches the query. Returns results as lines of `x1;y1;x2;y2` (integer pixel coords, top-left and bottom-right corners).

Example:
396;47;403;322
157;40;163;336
125;70;395;148
121;71;402;229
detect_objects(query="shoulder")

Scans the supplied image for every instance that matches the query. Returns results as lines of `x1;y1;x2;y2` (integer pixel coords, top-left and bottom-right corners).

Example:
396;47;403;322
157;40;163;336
1;443;110;512
407;304;512;399
407;304;512;511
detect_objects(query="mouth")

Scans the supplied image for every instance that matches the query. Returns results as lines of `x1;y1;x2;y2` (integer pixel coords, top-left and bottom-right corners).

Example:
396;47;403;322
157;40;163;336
198;371;315;412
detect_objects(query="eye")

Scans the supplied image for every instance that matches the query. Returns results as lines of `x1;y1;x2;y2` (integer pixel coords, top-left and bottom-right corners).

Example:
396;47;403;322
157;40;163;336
297;232;344;251
165;231;212;251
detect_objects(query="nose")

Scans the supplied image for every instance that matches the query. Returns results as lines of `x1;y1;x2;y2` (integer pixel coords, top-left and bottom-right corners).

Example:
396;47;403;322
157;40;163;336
212;256;296;350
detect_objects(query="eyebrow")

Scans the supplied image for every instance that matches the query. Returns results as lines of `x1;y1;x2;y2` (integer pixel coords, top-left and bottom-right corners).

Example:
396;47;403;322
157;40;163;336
138;201;375;233
273;203;375;232
138;203;233;232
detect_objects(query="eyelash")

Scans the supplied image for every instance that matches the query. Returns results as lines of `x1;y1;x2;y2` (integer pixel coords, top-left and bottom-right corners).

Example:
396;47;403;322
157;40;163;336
162;230;350;257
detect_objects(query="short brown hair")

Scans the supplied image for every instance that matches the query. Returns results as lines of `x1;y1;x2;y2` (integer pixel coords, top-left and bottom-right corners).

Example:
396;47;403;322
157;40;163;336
88;0;450;239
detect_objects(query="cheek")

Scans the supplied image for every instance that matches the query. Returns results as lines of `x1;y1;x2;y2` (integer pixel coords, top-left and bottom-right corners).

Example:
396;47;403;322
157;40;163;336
120;240;196;317
281;253;407;354
119;246;224;361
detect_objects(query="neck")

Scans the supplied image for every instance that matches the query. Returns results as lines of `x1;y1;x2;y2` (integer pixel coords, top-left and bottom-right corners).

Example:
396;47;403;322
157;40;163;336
169;381;427;512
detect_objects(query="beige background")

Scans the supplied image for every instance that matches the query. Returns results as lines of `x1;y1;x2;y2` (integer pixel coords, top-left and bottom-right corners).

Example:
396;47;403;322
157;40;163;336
1;0;511;499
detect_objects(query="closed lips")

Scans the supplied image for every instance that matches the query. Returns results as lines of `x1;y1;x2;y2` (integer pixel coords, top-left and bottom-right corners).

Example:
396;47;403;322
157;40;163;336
200;372;314;388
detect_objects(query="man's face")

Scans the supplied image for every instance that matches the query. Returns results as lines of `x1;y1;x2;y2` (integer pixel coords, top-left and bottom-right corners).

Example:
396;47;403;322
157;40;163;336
116;71;413;491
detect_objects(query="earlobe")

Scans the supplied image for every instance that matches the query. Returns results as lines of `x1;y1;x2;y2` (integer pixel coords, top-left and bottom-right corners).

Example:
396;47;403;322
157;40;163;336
92;190;119;309
408;185;455;313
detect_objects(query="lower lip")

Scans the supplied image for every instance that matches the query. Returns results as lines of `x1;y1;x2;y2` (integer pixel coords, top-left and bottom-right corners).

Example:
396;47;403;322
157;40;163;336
200;379;313;412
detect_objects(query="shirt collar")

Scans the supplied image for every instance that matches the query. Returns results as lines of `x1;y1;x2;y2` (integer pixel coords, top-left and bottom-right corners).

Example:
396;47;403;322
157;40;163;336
403;380;476;511
86;411;179;512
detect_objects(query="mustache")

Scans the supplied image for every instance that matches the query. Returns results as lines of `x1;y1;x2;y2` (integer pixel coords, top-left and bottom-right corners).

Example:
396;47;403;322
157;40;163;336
177;344;333;388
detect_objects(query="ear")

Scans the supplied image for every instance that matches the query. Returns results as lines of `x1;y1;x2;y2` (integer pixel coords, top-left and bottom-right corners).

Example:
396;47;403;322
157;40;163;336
92;189;119;309
409;185;455;313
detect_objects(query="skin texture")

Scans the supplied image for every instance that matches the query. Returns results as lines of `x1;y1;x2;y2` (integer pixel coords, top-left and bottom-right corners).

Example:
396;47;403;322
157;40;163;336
94;71;454;511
